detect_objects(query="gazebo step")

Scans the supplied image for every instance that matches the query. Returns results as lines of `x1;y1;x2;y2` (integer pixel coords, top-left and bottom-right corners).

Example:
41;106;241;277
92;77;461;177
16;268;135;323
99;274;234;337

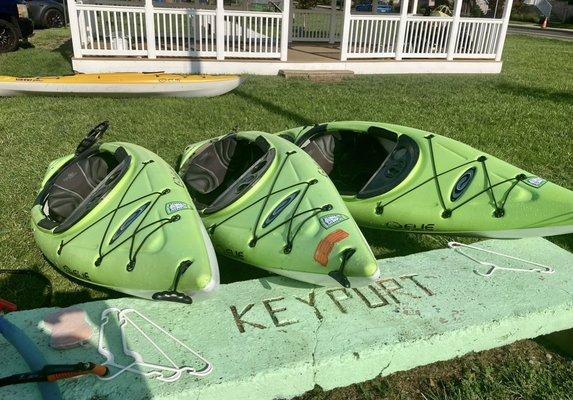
279;69;355;81
1;238;572;400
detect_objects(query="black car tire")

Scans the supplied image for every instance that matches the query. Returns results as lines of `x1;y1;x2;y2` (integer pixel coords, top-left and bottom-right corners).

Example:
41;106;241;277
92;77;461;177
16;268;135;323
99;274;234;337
0;20;19;53
43;8;65;28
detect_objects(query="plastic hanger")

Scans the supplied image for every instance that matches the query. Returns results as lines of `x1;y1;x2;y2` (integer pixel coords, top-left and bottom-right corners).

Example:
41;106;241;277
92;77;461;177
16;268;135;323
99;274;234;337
97;308;212;381
448;241;555;277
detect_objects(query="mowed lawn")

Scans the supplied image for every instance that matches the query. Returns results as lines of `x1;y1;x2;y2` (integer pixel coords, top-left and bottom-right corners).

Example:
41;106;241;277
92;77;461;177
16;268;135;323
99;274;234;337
0;28;572;399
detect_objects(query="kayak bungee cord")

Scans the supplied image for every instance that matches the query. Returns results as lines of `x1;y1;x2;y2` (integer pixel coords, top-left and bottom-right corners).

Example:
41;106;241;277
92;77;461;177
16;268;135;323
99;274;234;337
208;150;332;253
376;134;527;219
249;151;297;248
56;160;180;272
96;160;156;261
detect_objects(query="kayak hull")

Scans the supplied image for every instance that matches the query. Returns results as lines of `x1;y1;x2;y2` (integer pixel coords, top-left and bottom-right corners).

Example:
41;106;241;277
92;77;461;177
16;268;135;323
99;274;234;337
31;141;219;302
179;131;379;287
0;73;242;97
277;121;573;238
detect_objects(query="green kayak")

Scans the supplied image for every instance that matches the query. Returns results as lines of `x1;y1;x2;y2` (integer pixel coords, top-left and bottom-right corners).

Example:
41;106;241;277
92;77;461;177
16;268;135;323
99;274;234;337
178;131;379;287
277;121;573;238
31;123;219;303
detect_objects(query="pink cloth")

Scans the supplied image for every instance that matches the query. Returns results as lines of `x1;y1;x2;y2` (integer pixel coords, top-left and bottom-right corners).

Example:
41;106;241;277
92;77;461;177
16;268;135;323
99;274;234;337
43;307;93;349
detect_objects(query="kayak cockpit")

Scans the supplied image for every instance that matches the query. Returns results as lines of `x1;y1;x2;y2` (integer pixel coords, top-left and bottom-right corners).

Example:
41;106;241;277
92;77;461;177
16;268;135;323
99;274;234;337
35;147;131;233
181;133;276;213
295;125;419;199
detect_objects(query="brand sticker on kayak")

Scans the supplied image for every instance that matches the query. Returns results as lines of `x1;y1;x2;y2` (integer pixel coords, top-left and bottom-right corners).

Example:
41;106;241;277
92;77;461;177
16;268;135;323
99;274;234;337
165;201;190;214
524;177;547;188
319;213;349;229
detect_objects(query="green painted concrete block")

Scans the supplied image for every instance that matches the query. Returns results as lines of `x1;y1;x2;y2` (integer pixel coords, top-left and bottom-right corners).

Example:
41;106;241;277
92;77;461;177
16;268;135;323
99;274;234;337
1;238;572;400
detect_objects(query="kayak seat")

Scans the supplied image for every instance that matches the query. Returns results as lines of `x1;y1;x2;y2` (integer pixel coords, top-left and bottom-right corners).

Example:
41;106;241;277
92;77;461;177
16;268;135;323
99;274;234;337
302;129;395;196
301;126;419;198
182;134;238;195
37;148;131;232
183;135;275;212
46;156;111;222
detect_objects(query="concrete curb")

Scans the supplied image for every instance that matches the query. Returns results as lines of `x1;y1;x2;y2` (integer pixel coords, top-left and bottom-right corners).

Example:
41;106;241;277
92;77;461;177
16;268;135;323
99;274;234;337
1;237;572;400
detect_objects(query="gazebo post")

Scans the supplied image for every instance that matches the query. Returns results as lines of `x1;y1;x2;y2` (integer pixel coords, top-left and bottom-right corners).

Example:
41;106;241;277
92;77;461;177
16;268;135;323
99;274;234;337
340;0;352;61
394;0;410;60
216;0;225;60
144;0;157;59
67;0;83;58
410;0;418;14
446;0;463;60
280;0;291;61
494;0;514;61
289;1;294;44
329;0;337;44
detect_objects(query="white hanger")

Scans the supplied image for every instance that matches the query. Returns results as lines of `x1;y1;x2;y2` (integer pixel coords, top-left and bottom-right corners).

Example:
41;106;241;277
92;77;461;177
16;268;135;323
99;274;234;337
97;308;212;381
448;241;555;277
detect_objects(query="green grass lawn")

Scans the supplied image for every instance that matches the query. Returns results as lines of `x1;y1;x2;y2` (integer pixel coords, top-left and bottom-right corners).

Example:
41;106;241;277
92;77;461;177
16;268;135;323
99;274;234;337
0;28;572;399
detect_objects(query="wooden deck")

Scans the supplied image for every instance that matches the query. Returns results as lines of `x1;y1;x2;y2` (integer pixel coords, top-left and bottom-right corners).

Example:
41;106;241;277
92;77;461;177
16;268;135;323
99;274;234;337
287;44;342;62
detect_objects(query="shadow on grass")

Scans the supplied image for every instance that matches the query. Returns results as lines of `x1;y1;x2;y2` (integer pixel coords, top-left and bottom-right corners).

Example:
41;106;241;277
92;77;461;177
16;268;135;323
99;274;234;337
496;82;573;105
19;42;35;50
53;38;74;68
233;89;316;126
536;330;573;361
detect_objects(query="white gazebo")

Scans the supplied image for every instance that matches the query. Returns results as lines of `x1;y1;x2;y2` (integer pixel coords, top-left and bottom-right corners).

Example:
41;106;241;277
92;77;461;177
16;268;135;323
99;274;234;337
67;0;514;75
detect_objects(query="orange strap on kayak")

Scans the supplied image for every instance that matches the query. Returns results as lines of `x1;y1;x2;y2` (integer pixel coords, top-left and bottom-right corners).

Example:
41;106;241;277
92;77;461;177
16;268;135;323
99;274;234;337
314;229;349;266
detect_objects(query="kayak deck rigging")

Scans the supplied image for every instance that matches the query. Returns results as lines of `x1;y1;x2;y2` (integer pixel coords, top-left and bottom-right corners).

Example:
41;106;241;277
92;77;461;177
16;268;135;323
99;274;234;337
206;150;333;254
375;134;527;220
55;159;179;273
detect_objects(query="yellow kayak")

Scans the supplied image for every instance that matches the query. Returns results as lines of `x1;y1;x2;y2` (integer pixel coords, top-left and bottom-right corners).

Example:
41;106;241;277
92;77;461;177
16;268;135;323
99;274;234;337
0;73;243;97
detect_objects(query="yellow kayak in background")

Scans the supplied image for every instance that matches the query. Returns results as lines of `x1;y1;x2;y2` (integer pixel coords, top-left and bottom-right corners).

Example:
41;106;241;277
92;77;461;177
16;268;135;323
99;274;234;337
0;73;243;97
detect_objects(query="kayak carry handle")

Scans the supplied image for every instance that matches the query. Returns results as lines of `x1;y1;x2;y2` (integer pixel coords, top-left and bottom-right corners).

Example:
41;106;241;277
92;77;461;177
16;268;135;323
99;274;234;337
152;261;193;304
75;121;109;156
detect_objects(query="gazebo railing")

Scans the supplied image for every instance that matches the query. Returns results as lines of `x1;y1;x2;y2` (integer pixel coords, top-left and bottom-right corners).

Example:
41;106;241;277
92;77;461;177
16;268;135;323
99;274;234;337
291;8;342;42
346;15;399;58
402;16;451;57
154;7;217;57
75;3;149;56
344;14;504;60
68;0;512;62
223;10;282;58
454;18;503;58
70;0;285;59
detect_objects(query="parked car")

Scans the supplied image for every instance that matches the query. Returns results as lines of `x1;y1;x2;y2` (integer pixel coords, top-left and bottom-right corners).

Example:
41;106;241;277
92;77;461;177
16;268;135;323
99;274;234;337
0;0;34;53
355;1;393;13
26;0;66;29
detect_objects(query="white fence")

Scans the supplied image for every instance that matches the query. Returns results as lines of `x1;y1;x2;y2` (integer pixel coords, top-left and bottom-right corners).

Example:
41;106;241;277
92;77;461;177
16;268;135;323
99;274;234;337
69;1;508;62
